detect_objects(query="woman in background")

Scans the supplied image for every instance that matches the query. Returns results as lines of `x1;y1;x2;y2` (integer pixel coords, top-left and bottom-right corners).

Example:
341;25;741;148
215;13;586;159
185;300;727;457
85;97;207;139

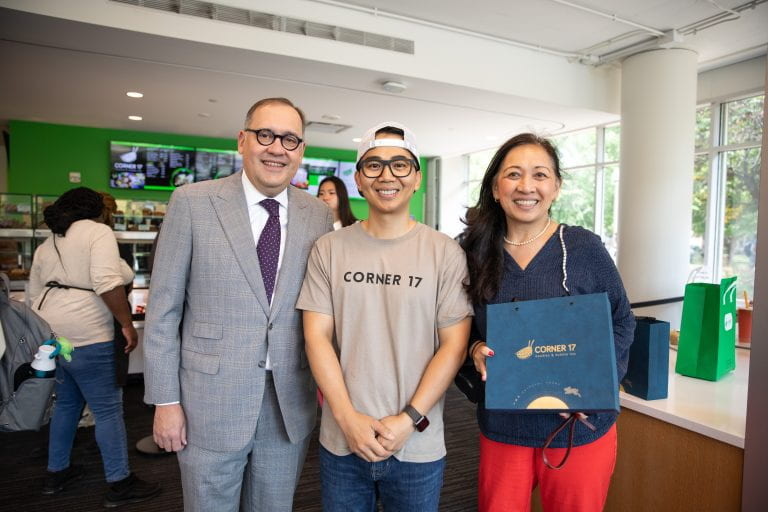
460;134;634;512
317;176;357;230
29;187;160;507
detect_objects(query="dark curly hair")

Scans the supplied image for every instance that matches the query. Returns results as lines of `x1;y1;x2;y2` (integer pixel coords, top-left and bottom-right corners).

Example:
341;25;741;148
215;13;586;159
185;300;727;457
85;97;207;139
44;187;105;236
460;133;562;304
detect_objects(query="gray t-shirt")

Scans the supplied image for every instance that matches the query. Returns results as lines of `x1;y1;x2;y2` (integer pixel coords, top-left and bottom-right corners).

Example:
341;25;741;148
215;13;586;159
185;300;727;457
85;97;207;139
297;222;473;462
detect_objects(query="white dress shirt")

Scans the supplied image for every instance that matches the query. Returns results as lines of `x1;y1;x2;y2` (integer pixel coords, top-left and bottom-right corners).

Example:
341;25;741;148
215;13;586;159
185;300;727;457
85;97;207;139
241;171;289;369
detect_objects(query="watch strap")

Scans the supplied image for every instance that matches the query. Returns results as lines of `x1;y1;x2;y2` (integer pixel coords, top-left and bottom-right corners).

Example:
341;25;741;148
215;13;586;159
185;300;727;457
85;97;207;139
403;404;423;424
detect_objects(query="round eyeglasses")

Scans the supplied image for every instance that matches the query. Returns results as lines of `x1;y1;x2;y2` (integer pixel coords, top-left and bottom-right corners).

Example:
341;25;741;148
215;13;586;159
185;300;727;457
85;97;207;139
357;157;418;178
244;128;303;151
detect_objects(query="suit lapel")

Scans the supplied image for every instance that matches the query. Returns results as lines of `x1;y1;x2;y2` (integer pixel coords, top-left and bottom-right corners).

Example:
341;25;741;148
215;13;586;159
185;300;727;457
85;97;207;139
210;172;271;314
270;186;309;317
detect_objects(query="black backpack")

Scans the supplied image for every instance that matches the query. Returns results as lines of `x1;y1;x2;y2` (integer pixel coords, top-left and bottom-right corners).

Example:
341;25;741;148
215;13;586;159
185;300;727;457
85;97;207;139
0;274;57;432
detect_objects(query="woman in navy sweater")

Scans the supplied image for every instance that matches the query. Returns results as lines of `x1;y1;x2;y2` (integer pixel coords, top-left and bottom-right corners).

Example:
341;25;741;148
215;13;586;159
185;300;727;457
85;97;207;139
460;133;634;511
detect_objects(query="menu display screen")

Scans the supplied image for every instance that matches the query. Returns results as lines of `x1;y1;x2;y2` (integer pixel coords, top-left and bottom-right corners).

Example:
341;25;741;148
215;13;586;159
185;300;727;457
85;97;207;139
292;158;338;196
110;142;195;190
194;148;243;182
109;141;362;200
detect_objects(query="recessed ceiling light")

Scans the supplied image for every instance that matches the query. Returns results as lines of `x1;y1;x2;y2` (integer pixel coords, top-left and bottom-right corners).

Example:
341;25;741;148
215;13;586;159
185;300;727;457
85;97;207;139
198;112;211;118
126;91;143;98
352;137;362;143
322;114;341;121
128;115;143;121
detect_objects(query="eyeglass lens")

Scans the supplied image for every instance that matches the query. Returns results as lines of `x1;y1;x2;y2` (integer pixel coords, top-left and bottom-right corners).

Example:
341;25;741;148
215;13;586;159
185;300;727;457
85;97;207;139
248;128;302;150
360;158;415;178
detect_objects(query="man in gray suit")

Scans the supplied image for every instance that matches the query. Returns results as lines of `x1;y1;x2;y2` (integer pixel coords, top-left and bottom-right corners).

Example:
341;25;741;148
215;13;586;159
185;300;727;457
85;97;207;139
143;97;333;511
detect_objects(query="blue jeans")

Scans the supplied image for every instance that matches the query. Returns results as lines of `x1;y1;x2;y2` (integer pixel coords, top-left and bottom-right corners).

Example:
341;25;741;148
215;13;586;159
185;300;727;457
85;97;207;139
47;340;130;483
319;445;445;512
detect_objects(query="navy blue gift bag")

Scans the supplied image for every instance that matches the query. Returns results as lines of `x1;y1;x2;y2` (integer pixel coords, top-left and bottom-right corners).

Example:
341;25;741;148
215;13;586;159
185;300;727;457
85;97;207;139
485;293;619;413
622;317;670;400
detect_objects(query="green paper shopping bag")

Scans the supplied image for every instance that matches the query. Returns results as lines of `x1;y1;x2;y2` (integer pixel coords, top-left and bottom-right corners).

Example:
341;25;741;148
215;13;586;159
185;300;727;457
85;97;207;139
675;276;737;381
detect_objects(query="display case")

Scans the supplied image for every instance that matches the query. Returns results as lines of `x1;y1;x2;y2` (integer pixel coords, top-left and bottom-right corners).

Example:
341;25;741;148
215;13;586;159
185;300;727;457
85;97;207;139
113;199;166;232
0;193;35;285
1;194;165;293
115;231;157;289
112;198;165;290
34;194;58;229
0;193;33;229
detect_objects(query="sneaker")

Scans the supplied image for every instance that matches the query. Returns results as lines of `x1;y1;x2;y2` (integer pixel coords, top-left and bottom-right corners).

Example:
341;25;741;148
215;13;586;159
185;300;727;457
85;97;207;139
102;473;161;508
42;464;84;495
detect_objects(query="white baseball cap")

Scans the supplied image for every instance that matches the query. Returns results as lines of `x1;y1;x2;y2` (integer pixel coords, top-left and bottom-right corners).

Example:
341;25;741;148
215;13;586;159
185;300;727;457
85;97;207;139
356;121;420;169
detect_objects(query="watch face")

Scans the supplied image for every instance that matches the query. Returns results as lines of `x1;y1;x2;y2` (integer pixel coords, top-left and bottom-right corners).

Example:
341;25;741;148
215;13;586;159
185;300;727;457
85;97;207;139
415;416;430;432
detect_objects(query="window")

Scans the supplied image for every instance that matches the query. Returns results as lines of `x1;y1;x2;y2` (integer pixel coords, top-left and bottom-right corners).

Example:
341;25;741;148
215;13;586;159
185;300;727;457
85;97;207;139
551;124;621;257
551;165;596;230
467;148;496;206
692;93;763;299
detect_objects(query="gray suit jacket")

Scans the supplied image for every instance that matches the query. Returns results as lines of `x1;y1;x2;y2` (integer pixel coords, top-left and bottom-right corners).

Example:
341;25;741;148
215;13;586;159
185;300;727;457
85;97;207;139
143;172;333;451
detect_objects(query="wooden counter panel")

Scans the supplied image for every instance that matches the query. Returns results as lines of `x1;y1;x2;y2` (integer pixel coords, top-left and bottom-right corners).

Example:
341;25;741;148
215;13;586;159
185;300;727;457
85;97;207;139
605;408;743;512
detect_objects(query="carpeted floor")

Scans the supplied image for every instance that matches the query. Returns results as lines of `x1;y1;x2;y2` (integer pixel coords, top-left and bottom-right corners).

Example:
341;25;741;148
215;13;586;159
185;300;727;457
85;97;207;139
0;378;479;511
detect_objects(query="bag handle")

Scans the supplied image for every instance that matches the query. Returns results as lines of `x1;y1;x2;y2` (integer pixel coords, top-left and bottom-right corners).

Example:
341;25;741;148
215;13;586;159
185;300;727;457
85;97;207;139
542;414;597;470
542;416;577;469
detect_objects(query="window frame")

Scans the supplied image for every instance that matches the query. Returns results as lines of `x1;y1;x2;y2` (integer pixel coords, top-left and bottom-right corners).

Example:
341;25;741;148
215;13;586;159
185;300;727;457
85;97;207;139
694;91;764;290
552;123;620;246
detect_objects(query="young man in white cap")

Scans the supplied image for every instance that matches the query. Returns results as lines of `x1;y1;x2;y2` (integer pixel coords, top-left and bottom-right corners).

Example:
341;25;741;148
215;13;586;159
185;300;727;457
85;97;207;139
297;122;472;510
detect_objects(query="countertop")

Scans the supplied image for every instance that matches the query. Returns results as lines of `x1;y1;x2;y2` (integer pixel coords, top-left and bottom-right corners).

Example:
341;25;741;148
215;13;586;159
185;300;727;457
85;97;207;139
619;346;750;448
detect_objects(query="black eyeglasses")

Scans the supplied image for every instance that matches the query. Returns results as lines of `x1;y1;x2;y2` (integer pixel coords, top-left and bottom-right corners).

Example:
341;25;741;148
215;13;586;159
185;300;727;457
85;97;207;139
244;128;303;151
357;157;418;178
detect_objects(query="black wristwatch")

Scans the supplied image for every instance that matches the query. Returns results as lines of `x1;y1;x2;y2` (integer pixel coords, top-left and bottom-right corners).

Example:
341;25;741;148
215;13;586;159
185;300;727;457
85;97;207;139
403;404;430;432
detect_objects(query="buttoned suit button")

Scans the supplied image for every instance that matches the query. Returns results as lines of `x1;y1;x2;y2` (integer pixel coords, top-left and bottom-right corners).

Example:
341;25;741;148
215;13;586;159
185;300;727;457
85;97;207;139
258;360;266;368
268;323;273;330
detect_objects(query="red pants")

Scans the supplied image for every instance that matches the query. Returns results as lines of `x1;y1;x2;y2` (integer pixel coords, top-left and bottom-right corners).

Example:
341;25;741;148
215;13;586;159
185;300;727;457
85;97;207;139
478;424;617;512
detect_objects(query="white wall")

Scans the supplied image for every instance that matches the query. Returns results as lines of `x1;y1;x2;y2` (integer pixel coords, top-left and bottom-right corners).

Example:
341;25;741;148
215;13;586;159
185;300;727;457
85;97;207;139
438;154;470;238
698;56;766;103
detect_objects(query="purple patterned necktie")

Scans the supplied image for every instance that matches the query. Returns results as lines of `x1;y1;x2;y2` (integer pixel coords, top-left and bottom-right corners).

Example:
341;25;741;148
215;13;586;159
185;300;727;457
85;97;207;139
257;198;281;303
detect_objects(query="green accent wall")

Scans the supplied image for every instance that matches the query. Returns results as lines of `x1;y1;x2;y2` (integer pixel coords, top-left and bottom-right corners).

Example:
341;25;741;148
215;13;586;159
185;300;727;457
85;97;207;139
7;120;426;222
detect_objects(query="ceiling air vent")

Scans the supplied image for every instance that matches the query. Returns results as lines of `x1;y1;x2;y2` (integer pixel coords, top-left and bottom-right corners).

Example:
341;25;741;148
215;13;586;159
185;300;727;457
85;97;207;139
110;0;415;55
305;122;352;134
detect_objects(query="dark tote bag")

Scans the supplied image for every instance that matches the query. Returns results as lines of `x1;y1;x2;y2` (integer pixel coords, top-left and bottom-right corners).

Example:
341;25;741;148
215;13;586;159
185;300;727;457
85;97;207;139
622;316;670;400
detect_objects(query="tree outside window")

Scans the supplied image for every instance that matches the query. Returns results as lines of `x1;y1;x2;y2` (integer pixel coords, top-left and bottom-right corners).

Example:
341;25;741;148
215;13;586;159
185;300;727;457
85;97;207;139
691;94;763;299
467;148;496;207
550;166;595;232
723;147;761;298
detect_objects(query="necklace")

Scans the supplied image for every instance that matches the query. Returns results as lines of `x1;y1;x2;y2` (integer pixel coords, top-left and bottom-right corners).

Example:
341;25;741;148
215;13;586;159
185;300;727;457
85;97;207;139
503;218;551;246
